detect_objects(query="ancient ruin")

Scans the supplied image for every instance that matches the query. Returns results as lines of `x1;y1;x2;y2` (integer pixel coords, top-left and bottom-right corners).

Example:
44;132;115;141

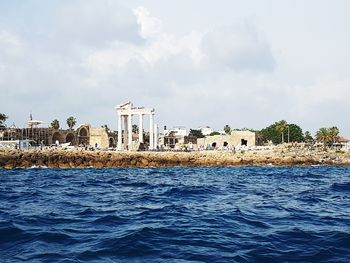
116;102;157;151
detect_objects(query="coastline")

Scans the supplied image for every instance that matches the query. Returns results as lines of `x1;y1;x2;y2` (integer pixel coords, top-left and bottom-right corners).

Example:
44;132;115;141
1;147;350;169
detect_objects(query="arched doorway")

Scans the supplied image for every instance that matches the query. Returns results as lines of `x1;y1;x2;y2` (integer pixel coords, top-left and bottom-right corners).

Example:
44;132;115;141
66;133;75;145
78;127;89;145
52;132;62;145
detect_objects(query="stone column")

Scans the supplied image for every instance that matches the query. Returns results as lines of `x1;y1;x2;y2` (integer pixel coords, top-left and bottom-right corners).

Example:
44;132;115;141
123;115;128;149
154;124;158;150
139;114;143;143
128;114;132;149
149;114;154;150
117;114;122;150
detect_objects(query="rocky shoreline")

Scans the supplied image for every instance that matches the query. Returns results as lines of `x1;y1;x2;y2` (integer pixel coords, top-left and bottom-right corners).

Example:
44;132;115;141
1;147;350;169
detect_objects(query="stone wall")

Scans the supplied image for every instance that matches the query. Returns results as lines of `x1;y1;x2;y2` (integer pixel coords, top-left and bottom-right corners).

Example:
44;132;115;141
197;131;256;148
2;147;350;169
89;128;109;148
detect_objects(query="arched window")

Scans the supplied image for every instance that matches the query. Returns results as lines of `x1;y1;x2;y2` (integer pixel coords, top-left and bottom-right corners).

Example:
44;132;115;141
79;128;88;137
52;132;62;144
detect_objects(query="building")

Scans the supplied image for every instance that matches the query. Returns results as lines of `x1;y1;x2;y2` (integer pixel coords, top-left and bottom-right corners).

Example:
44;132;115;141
116;102;158;151
334;136;350;150
199;126;214;136
0;124;116;149
197;130;256;149
162;126;187;148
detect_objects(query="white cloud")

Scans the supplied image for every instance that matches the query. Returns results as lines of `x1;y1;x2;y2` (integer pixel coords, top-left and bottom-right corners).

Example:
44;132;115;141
134;6;163;39
200;24;275;71
1;2;350;136
55;0;142;47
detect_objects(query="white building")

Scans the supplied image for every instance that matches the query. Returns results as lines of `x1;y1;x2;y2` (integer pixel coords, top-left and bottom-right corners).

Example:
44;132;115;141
199;126;214;136
162;126;187;149
164;126;187;137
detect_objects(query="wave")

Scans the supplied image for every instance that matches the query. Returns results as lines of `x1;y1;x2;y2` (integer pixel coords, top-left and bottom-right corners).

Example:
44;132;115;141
29;165;48;169
330;182;350;192
1;166;350;262
93;215;129;225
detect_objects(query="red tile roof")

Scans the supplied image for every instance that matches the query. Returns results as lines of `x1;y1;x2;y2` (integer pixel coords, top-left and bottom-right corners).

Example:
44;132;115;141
336;137;350;143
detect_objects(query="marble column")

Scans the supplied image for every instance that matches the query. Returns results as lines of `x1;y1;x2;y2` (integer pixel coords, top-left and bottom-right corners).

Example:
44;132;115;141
149;114;154;150
154;124;158;150
139;114;143;143
117;114;122;150
128;114;132;149
123;115;128;149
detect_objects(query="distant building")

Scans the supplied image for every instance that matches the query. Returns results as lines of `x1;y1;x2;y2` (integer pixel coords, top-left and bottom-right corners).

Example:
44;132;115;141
199;126;214;136
164;126;187;137
334;136;349;150
0;123;117;149
162;126;187;148
197;130;256;149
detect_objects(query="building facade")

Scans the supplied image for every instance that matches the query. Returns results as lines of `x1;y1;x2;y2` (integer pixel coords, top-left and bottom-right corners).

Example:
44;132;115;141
197;130;256;149
0;124;117;148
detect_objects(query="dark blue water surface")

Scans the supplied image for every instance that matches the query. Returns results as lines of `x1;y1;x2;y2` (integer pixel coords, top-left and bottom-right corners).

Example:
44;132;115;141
1;166;350;262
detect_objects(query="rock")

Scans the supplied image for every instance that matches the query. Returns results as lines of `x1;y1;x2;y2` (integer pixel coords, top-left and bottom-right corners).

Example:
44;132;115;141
141;159;149;166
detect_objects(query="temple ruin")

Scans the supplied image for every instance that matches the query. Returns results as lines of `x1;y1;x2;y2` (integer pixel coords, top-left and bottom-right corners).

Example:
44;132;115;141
116;102;158;151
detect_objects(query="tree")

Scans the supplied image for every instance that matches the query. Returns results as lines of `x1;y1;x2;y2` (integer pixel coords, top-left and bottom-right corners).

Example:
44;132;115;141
275;120;288;143
209;131;221;136
304;131;314;143
260;121;304;145
329;126;339;144
316;128;331;145
287;124;304;143
316;126;339;146
260;124;281;145
255;130;265;146
0;113;8;128
132;124;139;134
66;116;76;130
223;124;231;134
51;119;60;129
189;129;205;138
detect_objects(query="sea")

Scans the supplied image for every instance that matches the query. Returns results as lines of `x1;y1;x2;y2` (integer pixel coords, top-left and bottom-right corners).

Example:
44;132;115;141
1;166;350;262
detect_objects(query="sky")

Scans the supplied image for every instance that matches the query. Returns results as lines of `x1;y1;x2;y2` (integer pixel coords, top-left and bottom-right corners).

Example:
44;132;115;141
1;0;350;136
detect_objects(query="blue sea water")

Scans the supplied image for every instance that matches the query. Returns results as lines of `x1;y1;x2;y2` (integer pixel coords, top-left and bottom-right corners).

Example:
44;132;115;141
1;166;350;262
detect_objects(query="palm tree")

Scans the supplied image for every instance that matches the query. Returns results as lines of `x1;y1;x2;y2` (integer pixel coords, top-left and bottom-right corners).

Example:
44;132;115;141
51;119;60;130
66;116;76;130
304;131;313;143
223;125;231;134
275;120;288;144
329;126;339;144
316;128;331;146
316;127;339;147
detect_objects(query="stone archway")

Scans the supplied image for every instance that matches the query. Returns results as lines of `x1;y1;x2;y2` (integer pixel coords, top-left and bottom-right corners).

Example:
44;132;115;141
66;133;75;145
52;132;62;145
78;127;89;145
79;128;88;137
109;137;115;147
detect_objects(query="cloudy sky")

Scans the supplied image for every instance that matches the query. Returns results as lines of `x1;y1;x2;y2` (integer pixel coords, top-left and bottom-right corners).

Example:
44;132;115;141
1;0;349;136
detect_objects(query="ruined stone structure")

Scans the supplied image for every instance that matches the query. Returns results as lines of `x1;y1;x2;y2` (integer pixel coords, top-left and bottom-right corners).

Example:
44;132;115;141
116;102;157;151
89;127;110;148
0;124;117;148
197;131;256;149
